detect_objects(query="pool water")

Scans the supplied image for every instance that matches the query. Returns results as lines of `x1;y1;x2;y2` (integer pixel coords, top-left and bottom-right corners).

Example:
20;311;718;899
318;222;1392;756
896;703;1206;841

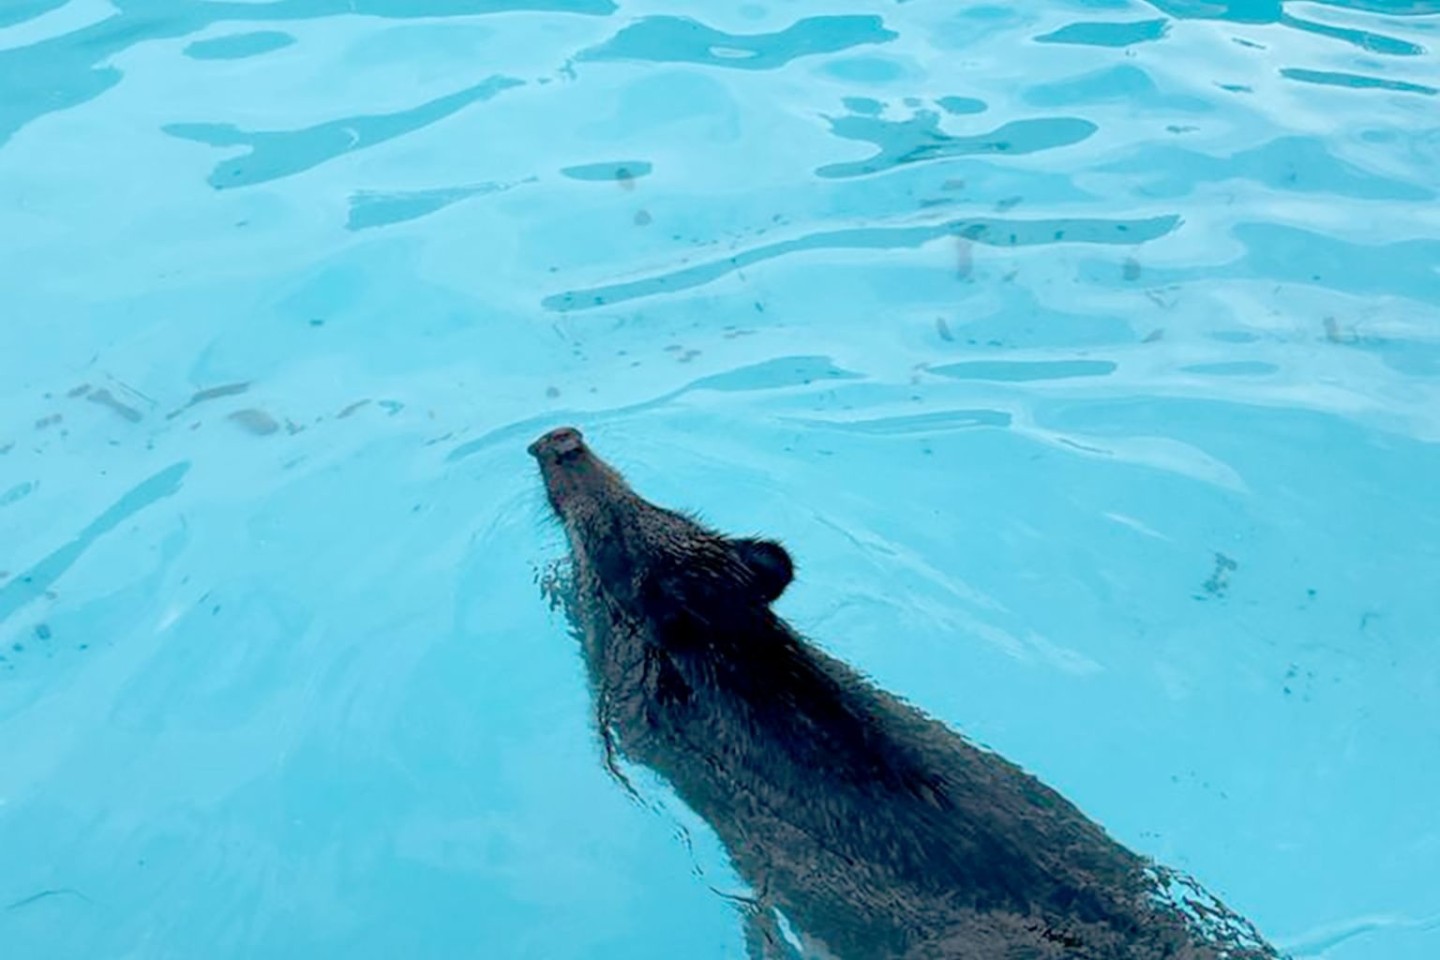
1;1;1437;958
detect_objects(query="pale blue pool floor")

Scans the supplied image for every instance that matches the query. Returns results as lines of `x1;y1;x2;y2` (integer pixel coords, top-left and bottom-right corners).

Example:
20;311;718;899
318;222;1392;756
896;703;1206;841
1;2;1438;958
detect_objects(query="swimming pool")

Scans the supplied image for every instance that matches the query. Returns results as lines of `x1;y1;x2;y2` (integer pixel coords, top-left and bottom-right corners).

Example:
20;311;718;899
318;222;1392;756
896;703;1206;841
1;1;1437;957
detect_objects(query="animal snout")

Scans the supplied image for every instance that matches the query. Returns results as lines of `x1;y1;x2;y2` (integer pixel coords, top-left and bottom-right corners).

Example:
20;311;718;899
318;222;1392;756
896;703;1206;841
528;426;586;459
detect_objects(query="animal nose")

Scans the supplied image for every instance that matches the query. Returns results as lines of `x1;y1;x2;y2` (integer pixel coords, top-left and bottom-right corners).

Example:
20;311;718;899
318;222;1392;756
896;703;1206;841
528;426;585;458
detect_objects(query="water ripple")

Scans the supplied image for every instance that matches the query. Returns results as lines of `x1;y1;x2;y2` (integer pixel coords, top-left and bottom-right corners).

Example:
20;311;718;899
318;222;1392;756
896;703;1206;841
542;213;1181;312
1138;222;1440;303
1144;0;1439;23
1024;64;1213;111
0;462;190;626
0;1;68;30
346;180;528;232
577;14;896;70
164;76;523;190
182;31;297;61
1281;13;1428;56
0;0;611;146
1100;135;1435;201
1280;67;1437;96
818;111;1097;178
1035;19;1171;48
929;360;1119;383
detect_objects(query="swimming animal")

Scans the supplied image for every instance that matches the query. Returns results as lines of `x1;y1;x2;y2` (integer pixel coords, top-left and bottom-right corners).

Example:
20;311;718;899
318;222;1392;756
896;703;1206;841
530;426;1281;960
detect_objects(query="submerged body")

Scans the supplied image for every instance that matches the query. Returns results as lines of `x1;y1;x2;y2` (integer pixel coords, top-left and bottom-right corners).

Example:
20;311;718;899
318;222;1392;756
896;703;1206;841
529;426;1280;960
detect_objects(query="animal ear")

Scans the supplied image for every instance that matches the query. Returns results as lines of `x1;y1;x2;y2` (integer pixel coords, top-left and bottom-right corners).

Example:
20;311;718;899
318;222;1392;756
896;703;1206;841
733;538;794;604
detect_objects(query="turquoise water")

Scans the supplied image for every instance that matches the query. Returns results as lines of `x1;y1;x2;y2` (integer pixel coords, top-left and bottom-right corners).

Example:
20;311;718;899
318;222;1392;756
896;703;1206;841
1;1;1438;957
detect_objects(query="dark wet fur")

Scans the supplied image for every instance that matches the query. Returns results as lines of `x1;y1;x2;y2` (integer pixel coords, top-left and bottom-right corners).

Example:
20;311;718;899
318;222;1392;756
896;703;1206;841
530;428;1282;960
